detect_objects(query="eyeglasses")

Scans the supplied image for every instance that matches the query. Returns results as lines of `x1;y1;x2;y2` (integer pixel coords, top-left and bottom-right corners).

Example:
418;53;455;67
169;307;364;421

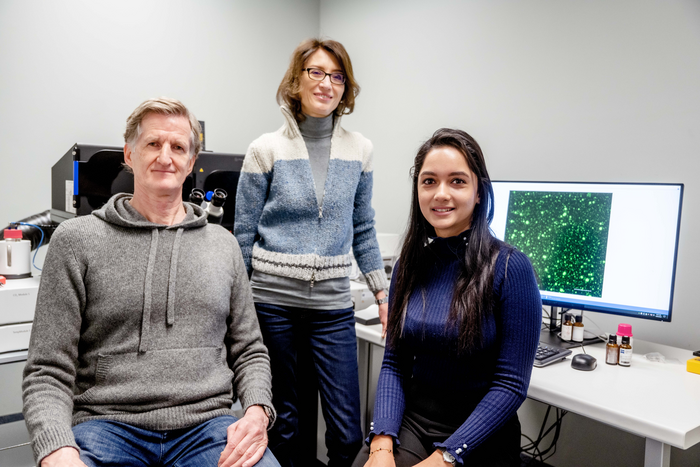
302;68;346;85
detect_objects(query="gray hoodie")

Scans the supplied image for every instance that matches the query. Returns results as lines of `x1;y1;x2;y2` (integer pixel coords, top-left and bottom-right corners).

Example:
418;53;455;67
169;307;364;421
22;193;274;462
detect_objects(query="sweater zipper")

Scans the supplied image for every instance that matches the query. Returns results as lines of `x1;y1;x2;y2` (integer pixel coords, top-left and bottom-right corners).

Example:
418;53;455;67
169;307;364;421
310;249;317;288
313;206;321;286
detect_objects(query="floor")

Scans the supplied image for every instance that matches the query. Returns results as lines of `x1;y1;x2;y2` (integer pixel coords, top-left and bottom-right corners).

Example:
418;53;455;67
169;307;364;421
520;453;555;466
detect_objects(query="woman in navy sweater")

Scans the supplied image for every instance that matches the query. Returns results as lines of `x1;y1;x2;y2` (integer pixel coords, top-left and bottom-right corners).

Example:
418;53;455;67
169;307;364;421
353;129;541;467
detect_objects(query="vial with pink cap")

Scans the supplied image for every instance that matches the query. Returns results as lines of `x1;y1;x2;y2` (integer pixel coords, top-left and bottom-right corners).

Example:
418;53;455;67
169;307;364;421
616;323;633;366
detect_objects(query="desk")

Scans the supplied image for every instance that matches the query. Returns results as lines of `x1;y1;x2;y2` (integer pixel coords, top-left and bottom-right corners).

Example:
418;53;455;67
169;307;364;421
0;350;28;365
529;339;700;467
355;322;700;467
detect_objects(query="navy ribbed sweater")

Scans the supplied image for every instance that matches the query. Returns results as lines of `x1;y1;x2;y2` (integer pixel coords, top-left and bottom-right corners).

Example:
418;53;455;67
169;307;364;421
370;233;541;463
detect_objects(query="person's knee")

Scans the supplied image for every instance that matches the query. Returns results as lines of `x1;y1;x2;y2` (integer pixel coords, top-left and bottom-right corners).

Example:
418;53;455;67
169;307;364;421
199;415;238;440
254;447;282;467
73;420;148;466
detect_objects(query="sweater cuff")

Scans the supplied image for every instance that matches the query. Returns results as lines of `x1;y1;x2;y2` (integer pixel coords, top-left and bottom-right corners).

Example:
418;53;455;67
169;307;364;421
239;388;277;429
365;429;400;447
32;425;79;464
367;416;401;446
434;441;467;465
363;269;388;295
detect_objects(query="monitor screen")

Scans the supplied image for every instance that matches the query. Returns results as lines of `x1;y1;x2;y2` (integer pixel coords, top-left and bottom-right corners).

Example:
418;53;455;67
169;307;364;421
490;181;683;322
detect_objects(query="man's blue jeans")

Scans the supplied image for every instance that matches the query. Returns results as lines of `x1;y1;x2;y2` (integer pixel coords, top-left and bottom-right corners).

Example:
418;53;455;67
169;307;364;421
255;303;362;467
72;415;280;467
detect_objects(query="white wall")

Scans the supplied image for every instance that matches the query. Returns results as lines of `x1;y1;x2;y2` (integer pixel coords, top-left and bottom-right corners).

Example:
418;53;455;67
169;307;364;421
319;1;700;465
0;0;319;226
319;0;700;351
5;0;697;352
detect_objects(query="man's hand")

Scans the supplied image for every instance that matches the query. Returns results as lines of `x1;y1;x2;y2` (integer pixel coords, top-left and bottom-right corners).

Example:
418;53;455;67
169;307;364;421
41;446;87;467
218;405;269;467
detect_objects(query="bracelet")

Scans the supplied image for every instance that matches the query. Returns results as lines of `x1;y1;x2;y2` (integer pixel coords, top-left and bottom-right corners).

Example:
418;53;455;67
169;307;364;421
375;295;389;305
369;447;393;457
375;288;389;306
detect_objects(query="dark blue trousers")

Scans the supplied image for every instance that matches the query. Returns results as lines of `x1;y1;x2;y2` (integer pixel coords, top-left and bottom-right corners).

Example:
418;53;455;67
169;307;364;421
255;303;362;467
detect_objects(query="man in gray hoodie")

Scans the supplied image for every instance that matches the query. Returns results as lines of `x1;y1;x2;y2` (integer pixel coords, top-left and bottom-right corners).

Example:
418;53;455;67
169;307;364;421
22;97;279;467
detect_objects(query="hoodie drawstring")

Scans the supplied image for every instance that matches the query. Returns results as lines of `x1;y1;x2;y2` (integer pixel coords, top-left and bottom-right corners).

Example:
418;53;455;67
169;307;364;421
166;228;184;326
138;229;160;353
97;195;205;354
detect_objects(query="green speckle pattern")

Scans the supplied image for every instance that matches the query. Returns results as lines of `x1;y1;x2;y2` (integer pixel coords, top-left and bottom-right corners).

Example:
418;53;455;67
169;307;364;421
504;191;612;298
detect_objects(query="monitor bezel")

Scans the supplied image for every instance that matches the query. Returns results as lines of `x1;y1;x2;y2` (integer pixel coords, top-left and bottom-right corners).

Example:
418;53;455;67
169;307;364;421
490;180;684;323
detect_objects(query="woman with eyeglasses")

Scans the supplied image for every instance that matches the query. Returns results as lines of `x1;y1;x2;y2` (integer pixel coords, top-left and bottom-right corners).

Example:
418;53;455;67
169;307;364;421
234;38;388;467
352;129;541;467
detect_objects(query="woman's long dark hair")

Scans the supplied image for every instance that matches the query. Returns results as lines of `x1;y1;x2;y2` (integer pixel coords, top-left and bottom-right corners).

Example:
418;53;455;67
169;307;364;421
387;128;502;352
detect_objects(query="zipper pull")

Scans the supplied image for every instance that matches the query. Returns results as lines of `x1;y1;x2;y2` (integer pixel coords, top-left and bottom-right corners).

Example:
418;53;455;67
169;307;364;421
310;271;315;288
318;206;323;218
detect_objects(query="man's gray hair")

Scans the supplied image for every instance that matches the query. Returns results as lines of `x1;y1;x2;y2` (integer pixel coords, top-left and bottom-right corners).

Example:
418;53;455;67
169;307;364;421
124;97;202;158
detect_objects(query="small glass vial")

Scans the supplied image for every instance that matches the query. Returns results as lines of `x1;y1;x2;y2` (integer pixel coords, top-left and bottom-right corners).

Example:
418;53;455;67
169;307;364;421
572;315;584;342
561;314;573;341
619;336;632;367
616;323;633;352
606;334;619;365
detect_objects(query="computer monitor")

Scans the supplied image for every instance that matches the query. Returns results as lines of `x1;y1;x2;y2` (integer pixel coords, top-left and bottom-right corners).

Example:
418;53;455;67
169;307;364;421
490;181;683;324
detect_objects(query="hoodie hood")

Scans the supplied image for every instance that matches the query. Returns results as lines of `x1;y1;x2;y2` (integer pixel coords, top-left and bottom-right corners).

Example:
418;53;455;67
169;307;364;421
93;193;208;230
92;193;208;352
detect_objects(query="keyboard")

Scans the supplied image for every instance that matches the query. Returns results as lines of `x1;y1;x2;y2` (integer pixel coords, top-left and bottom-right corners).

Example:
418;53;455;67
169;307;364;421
533;342;572;367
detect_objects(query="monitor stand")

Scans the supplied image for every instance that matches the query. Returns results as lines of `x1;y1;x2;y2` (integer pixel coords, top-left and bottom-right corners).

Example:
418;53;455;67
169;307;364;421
539;328;601;349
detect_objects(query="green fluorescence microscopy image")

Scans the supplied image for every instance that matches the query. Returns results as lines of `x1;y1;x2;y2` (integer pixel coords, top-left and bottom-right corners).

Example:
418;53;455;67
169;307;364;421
504;191;612;297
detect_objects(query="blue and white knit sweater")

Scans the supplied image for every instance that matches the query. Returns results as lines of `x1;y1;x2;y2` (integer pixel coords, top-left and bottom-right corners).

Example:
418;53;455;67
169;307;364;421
234;106;387;294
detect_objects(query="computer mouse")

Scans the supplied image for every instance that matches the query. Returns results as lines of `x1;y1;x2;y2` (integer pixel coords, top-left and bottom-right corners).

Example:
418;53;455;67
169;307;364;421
571;353;597;371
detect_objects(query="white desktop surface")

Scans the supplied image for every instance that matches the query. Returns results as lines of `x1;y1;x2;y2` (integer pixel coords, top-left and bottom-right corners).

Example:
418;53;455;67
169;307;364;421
529;340;700;450
354;322;700;465
355;322;384;346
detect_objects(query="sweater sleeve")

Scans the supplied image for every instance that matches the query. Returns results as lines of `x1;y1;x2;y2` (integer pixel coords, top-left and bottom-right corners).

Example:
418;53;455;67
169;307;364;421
22;225;86;462
434;250;542;464
350;141;387;294
366;263;410;443
226;235;276;427
234;143;271;275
